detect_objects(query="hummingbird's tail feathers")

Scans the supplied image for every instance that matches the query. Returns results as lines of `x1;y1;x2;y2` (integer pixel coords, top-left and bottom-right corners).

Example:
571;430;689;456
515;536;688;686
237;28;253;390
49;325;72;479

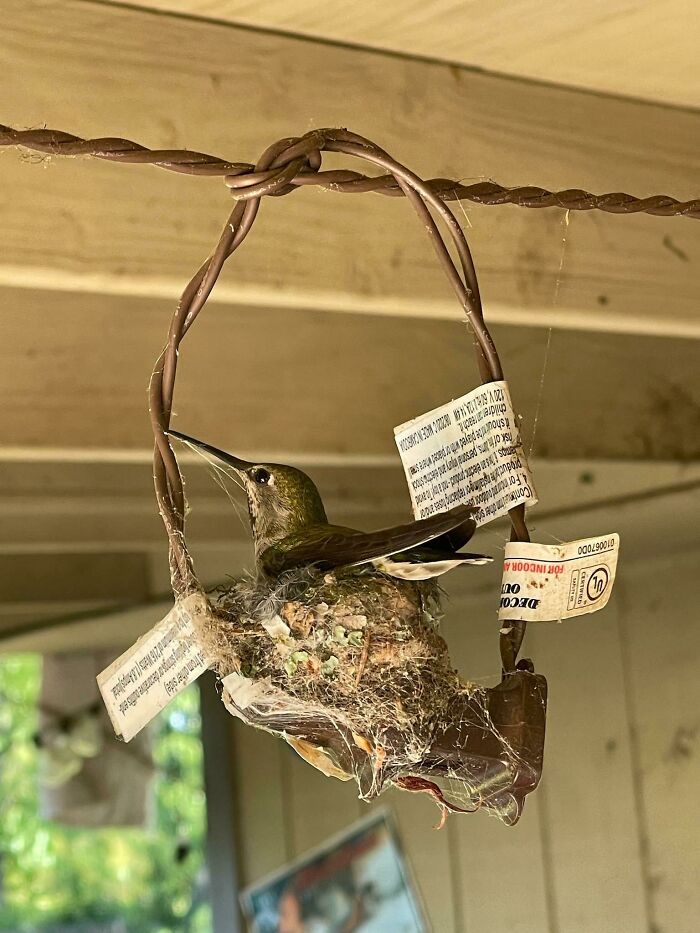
373;552;491;581
451;552;493;564
430;518;479;552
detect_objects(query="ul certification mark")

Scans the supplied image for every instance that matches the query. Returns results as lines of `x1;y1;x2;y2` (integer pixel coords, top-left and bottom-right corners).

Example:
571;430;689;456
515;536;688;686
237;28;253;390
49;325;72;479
586;566;609;602
568;564;611;612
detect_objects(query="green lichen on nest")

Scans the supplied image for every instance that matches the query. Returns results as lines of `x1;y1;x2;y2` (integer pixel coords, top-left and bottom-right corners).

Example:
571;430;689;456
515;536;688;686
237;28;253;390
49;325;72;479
198;566;465;740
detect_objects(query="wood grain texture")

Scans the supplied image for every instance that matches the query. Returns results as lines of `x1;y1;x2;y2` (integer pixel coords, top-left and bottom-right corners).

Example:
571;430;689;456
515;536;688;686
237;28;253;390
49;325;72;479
528;601;648;932
446;582;552;933
617;551;700;933
388;790;459;933
284;741;361;857
1;456;698;556
230;722;291;885
1;447;697;641
0;552;149;604
2;1;700;337
2;288;699;461
111;0;700;109
0;597;172;654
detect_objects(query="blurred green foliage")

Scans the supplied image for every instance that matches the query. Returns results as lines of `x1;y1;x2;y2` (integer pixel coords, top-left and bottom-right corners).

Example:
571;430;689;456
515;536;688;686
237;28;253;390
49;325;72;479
0;654;212;933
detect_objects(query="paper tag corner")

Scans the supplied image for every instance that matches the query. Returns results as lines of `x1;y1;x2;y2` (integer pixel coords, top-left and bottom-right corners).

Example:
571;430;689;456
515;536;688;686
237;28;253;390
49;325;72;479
97;593;211;742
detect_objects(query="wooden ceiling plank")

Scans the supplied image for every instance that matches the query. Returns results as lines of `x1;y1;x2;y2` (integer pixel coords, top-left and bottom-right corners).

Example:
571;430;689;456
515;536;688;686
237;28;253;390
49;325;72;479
0;552;151;603
1;288;698;461
2;1;700;338
0;457;697;555
3;481;699;649
109;0;700;109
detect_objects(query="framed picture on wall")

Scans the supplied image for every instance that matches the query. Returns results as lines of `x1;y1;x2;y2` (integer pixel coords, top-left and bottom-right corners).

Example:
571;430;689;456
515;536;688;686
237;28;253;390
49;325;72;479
241;810;426;933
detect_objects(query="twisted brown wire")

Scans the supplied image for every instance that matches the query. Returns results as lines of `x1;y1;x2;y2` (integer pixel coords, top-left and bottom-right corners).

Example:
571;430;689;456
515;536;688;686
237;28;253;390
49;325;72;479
143;126;529;668
6;123;562;668
2;123;699;219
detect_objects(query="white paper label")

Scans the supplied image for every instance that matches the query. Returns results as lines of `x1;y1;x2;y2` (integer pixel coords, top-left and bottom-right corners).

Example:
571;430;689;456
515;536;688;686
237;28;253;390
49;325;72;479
97;593;210;741
394;380;537;525
499;534;620;623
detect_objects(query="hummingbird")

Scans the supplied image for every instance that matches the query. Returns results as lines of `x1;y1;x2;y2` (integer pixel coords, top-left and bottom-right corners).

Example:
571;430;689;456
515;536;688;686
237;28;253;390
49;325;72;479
168;430;491;581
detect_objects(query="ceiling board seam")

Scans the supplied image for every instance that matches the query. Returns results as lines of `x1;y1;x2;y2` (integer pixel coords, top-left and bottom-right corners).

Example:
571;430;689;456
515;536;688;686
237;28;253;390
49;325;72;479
74;0;700;116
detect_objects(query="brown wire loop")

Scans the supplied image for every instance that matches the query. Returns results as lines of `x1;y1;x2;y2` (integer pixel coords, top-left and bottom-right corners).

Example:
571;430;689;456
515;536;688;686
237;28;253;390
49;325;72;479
11;122;650;668
139;127;532;668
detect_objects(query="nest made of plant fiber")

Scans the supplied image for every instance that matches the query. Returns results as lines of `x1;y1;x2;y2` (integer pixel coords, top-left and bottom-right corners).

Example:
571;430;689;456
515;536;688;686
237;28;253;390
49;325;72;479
198;566;468;745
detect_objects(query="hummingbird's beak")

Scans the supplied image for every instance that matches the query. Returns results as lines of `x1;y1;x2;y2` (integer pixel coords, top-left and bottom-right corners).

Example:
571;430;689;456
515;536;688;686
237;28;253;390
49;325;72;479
167;430;254;472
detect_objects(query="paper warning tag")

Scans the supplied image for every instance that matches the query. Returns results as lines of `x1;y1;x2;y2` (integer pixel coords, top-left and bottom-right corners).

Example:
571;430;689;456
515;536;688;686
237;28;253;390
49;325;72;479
499;534;620;623
394;380;537;525
97;593;210;742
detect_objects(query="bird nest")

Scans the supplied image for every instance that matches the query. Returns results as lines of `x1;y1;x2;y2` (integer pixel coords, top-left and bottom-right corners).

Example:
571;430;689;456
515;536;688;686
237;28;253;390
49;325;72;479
192;567;546;825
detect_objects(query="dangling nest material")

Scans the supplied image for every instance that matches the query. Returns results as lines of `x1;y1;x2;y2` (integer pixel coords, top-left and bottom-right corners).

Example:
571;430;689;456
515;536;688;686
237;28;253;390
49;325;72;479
192;568;546;825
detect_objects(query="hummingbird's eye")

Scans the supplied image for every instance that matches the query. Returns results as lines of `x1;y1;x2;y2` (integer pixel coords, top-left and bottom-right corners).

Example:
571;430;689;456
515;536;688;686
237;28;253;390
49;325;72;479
251;468;271;485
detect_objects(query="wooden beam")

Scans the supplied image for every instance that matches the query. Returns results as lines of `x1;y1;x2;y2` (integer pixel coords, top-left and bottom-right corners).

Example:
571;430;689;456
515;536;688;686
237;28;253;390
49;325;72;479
1;457;698;554
0;598;173;653
1;476;698;651
110;0;700;110
0;551;152;642
0;552;150;605
0;458;697;645
1;287;699;461
2;1;700;337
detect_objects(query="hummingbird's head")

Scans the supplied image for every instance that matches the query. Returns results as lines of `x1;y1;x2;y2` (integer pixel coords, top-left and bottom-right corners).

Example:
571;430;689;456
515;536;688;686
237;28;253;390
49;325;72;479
168;431;328;557
238;461;329;556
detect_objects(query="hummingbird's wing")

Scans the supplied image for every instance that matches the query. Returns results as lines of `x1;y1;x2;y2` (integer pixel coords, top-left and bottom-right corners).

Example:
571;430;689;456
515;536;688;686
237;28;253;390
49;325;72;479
261;504;484;574
429;518;479;552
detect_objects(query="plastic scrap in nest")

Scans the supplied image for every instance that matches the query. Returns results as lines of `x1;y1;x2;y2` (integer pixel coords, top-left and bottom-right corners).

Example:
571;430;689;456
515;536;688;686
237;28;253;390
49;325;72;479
193;566;546;826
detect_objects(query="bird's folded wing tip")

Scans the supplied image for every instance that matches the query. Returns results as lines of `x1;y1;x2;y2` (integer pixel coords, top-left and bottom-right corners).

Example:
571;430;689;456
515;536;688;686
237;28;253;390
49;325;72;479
459;554;493;564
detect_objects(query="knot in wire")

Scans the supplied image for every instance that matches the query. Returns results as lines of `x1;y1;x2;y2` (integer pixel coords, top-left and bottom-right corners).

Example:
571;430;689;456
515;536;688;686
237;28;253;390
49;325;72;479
223;130;325;201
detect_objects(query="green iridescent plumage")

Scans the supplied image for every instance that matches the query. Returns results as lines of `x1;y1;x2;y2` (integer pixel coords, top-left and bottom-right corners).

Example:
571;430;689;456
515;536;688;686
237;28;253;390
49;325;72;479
168;430;491;580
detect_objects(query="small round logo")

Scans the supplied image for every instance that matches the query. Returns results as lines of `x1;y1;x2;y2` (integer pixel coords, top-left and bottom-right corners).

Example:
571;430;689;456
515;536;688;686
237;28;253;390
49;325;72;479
586;566;609;602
